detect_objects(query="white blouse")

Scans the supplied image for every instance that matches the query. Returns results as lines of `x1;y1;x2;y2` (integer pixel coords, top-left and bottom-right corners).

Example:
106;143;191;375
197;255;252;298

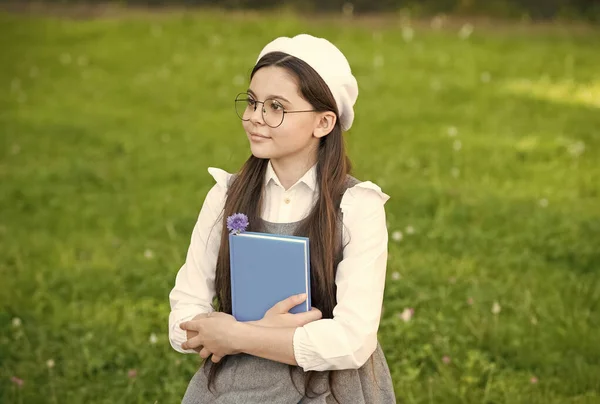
168;161;390;371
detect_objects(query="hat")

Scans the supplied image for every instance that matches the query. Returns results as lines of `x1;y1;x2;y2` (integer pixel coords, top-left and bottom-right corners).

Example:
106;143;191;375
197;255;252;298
256;34;358;131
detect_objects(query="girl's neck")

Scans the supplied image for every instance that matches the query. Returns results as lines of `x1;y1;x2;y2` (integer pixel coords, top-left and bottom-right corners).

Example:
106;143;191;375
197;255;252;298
269;156;317;191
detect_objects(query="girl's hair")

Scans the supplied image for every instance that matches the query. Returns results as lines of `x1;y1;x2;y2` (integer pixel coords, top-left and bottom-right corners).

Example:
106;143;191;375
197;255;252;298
205;51;353;400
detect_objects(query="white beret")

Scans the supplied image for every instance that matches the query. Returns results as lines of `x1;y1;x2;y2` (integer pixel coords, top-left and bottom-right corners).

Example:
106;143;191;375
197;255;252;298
256;34;359;131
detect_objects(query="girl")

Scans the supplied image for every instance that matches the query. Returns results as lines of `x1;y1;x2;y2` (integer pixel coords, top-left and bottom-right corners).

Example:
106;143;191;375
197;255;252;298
169;34;395;403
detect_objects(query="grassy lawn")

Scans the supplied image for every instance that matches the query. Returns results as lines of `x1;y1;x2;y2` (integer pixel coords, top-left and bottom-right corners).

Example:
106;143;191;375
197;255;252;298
1;6;599;403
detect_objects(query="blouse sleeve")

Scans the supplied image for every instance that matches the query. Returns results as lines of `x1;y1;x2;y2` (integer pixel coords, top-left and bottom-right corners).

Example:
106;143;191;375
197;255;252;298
292;181;390;371
168;167;231;354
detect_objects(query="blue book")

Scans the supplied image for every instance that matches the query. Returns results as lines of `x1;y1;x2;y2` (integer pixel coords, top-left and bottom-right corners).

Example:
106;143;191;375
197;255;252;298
229;231;311;322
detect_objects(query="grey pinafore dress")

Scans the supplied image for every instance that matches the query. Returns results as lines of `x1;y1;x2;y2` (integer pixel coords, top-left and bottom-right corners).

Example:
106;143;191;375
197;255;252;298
182;176;396;403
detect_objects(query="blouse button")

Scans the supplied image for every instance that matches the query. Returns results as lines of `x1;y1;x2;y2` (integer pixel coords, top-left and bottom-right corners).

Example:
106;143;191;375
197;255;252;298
284;197;291;204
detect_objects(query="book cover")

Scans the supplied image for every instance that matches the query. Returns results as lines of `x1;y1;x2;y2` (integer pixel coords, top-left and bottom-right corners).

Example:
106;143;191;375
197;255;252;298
229;231;311;322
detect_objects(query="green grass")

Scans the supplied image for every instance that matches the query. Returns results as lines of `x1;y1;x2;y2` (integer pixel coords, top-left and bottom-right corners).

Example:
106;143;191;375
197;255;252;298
1;7;599;404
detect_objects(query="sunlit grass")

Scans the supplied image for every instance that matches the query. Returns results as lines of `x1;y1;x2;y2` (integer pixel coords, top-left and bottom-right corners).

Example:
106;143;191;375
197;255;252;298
503;77;600;108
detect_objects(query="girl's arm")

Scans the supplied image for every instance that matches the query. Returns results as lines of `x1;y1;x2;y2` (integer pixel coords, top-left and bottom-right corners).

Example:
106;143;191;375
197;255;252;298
291;183;390;371
169;168;230;354
232;294;323;365
181;293;322;364
233;323;298;365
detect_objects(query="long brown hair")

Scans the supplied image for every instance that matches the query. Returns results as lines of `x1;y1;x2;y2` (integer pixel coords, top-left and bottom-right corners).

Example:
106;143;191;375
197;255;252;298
206;51;353;400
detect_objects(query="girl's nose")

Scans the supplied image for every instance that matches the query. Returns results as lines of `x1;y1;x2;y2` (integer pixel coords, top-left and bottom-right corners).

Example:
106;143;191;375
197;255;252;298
249;103;265;125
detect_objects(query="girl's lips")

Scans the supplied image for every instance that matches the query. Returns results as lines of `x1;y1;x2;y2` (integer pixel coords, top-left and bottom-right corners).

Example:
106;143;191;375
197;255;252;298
249;133;271;141
250;132;270;138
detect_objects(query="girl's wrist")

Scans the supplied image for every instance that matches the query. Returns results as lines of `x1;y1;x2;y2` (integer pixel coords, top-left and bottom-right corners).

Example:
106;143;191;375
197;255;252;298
231;321;252;354
232;320;278;354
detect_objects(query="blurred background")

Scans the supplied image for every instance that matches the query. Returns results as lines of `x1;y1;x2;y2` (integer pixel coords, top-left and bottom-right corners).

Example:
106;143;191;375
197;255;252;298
1;1;599;403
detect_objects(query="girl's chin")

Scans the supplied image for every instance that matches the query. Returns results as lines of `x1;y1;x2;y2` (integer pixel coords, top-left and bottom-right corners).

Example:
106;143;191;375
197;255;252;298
249;144;272;159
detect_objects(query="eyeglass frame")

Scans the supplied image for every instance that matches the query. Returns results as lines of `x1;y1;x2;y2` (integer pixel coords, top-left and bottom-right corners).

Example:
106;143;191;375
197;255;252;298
234;92;318;128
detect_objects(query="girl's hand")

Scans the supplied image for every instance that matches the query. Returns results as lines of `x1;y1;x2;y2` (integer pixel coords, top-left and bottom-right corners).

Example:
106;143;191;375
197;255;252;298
180;312;240;363
258;293;322;328
186;313;210;353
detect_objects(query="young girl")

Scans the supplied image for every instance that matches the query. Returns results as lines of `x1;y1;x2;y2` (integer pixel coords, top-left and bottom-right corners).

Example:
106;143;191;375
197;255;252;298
169;33;396;403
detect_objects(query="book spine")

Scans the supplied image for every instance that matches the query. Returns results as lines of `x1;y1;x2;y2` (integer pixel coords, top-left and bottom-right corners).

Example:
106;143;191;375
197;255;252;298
305;239;311;311
228;233;236;319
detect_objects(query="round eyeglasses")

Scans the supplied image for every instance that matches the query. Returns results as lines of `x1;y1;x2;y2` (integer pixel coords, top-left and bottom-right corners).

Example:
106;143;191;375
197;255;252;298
235;92;317;128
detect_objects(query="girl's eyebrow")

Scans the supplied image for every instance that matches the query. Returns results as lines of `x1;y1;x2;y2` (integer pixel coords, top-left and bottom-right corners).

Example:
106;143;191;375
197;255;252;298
247;89;291;104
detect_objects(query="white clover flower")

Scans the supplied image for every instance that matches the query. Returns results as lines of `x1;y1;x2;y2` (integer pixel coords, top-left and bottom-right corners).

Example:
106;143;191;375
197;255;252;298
447;126;458;137
402;26;414;42
59;53;72;65
373;55;384;69
430;15;446;30
458;23;474;39
568;141;585;157
398;308;414;322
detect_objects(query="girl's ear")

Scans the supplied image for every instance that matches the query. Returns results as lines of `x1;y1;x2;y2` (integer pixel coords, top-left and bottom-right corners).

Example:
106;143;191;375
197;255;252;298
313;112;337;138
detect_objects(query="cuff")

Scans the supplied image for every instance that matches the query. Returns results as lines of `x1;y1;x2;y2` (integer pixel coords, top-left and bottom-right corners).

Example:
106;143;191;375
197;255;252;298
169;311;206;354
292;327;329;371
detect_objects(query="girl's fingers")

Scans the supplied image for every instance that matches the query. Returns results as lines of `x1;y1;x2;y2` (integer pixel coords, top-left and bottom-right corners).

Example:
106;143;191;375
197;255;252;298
180;320;200;331
211;354;223;363
199;347;212;359
292;308;322;326
181;335;203;350
268;293;307;315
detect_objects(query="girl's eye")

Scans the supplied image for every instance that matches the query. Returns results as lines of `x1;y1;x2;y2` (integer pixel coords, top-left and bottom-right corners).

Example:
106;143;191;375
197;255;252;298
247;98;256;107
270;101;283;111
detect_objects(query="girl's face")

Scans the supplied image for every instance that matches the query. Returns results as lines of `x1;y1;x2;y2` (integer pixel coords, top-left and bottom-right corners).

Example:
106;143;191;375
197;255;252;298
241;66;325;164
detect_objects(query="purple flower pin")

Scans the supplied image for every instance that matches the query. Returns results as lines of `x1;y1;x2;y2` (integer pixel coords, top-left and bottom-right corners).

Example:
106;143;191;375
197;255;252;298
227;213;249;235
